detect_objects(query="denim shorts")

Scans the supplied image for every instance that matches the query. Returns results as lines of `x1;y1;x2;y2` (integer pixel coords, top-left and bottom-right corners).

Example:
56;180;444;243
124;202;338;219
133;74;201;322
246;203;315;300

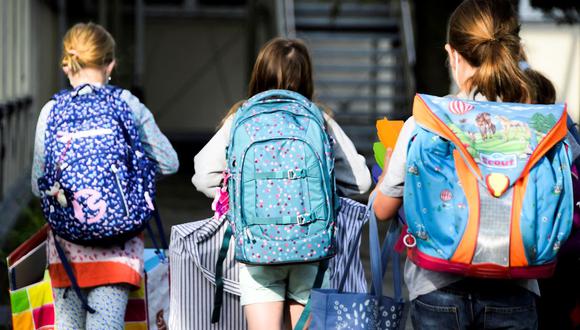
239;262;329;306
411;279;538;330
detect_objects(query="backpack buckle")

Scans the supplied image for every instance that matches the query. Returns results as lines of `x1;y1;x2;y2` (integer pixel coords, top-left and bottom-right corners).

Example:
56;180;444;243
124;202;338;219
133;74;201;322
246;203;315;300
288;169;297;180
296;213;311;225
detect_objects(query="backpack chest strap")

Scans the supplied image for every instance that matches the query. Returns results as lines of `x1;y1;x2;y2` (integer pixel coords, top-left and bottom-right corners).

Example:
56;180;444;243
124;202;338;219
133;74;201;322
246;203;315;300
246;210;322;226
245;166;318;182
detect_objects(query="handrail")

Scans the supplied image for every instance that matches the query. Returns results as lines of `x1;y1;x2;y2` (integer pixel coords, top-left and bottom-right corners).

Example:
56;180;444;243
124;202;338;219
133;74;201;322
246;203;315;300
0;95;35;243
276;0;296;38
399;0;416;100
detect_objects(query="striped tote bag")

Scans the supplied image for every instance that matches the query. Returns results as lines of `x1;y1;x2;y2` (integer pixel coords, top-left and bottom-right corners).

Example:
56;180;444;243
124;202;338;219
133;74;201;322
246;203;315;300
169;218;245;330
329;198;368;293
168;198;367;329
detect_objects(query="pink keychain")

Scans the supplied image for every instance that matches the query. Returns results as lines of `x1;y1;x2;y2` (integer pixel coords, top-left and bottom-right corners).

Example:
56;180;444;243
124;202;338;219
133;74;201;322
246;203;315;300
212;171;231;221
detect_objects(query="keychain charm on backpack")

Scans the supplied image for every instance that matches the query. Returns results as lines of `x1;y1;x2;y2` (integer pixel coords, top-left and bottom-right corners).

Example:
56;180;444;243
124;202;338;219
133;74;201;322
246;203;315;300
212;171;231;221
45;181;68;208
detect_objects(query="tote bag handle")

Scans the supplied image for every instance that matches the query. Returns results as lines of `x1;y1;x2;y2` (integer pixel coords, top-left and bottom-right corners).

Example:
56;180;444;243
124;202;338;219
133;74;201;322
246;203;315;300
338;193;403;301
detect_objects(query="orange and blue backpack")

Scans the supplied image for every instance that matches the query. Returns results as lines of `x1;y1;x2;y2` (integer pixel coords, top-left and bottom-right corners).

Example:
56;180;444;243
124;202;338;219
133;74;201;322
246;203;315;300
402;94;573;278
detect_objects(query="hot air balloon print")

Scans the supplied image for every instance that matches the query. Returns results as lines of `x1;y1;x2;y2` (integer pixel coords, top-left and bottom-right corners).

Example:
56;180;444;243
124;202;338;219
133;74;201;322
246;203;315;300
448;100;474;115
440;189;453;202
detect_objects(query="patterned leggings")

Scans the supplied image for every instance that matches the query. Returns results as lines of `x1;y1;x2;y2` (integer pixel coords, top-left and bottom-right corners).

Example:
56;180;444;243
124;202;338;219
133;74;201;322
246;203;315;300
53;284;130;330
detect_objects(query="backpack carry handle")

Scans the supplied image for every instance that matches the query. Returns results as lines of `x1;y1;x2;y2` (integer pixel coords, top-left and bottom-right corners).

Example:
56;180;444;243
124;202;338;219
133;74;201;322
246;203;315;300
244;89;312;110
337;193;403;301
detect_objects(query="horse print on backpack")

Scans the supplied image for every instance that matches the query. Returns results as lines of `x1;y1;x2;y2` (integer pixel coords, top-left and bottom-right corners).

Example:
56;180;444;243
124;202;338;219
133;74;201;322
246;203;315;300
226;89;338;264
38;84;158;245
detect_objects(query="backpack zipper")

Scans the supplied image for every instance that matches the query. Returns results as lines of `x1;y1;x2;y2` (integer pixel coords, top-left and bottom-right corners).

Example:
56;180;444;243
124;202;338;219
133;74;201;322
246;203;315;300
111;164;130;218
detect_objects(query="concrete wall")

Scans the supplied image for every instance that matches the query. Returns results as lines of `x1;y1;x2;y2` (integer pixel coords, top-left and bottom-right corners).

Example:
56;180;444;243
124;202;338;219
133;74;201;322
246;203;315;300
31;0;60;115
520;23;580;120
143;18;249;139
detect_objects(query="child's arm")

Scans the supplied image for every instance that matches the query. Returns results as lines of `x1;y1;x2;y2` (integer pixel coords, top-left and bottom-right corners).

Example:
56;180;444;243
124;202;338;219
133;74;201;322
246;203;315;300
31;101;54;197
372;148;403;221
372;117;416;221
121;90;179;175
325;115;372;196
191;117;233;198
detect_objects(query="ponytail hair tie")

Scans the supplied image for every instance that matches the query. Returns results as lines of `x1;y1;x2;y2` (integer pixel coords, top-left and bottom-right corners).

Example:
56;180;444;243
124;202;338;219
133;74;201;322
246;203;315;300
518;60;531;71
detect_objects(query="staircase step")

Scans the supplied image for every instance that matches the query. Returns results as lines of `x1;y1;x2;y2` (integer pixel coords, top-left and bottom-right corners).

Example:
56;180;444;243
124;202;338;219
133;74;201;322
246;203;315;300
313;63;400;73
315;78;405;87
299;31;400;42
295;2;393;17
311;48;402;58
296;16;399;32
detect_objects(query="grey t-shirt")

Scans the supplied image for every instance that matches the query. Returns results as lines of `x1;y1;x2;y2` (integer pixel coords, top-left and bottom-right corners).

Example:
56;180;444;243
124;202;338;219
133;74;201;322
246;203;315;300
377;94;578;301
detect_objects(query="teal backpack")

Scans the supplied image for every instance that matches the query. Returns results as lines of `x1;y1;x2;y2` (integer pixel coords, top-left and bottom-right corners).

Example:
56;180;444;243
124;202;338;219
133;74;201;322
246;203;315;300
226;89;338;264
212;89;338;323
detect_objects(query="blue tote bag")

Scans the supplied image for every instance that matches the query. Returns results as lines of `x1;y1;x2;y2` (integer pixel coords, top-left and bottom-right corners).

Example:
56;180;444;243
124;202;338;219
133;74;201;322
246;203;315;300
309;197;406;329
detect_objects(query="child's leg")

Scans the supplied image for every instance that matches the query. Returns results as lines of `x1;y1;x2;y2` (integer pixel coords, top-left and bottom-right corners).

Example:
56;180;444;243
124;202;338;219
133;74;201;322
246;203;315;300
286;262;330;329
245;302;285;330
85;284;130;330
53;287;87;330
287;300;308;330
240;264;288;330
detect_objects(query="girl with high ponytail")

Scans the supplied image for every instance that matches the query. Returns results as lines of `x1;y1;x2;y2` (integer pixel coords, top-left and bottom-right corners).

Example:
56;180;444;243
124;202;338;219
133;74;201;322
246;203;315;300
371;0;575;329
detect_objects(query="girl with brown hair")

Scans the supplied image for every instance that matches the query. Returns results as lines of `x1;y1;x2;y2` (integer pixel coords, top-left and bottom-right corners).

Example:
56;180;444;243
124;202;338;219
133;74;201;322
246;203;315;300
372;0;576;329
192;37;371;329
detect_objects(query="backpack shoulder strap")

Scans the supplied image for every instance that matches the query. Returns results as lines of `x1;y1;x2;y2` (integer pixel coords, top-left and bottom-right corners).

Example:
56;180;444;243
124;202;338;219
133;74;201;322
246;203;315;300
566;115;580;163
52;232;96;313
211;224;233;324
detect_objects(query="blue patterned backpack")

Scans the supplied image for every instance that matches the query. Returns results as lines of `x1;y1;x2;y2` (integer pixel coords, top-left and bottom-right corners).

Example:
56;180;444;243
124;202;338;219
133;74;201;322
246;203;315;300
402;94;573;278
38;84;158;246
211;90;338;323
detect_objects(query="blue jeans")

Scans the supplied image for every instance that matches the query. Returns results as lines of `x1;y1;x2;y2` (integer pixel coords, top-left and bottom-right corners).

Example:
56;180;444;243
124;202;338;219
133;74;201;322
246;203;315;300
411;279;538;330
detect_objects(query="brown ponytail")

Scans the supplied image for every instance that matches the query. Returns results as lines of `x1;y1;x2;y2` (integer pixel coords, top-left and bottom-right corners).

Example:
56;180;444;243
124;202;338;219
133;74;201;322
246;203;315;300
448;0;555;104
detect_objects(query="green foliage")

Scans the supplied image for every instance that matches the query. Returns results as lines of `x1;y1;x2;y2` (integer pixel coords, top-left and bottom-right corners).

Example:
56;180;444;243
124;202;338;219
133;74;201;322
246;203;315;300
529;113;557;134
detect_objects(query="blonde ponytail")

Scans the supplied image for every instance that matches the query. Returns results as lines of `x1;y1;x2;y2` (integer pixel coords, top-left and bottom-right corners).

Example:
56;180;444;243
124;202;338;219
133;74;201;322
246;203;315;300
61;22;115;75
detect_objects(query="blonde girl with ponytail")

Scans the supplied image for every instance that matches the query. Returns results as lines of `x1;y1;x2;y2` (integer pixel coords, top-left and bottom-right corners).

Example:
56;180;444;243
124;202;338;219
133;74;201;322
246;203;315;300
31;22;178;329
372;0;578;329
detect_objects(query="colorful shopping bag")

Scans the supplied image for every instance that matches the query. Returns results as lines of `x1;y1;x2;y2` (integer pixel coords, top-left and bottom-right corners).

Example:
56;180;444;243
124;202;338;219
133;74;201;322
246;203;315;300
7;226;53;330
7;225;167;330
124;248;169;330
10;271;55;330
